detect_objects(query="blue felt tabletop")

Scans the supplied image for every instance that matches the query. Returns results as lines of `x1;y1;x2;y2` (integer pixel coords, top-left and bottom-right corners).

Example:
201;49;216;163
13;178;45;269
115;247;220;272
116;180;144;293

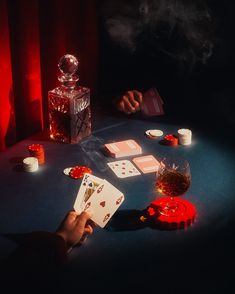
0;113;235;293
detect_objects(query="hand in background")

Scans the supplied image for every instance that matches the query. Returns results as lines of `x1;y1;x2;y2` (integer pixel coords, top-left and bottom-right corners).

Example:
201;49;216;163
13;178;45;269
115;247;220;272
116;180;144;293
56;211;94;251
115;90;143;114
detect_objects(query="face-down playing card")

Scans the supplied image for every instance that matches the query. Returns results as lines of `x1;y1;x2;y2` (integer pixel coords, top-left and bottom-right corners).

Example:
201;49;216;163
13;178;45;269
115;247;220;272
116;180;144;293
107;159;141;178
104;139;142;158
132;155;160;174
73;173;103;213
83;180;125;228
141;87;164;116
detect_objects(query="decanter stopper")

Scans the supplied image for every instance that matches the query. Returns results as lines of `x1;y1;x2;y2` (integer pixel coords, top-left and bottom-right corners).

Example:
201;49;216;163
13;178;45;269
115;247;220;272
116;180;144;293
58;54;79;89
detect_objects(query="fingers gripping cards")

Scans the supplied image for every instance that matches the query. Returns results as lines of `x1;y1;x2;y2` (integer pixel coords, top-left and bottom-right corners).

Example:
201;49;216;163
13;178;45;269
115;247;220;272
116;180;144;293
104;139;142;158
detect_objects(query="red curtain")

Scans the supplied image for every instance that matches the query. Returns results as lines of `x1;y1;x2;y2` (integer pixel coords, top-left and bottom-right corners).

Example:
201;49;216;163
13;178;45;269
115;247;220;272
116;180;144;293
0;0;98;151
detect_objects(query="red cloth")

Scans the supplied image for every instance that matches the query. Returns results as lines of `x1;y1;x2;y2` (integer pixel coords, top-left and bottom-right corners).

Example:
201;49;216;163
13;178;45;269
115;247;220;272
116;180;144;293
0;0;98;151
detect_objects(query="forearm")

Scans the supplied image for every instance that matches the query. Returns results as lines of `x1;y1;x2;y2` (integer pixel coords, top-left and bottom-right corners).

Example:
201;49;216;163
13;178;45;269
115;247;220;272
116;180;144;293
4;231;68;275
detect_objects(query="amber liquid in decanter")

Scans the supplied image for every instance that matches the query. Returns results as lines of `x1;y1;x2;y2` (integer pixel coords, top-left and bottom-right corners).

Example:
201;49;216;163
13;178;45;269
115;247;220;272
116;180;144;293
48;54;91;144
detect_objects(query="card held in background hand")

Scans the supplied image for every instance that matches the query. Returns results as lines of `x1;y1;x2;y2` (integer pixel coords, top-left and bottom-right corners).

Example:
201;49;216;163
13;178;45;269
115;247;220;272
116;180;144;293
141;87;164;116
83;180;125;228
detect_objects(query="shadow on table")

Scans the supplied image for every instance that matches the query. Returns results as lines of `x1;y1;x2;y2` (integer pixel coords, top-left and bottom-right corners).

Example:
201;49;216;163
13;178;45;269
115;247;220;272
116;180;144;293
106;207;180;232
8;156;25;172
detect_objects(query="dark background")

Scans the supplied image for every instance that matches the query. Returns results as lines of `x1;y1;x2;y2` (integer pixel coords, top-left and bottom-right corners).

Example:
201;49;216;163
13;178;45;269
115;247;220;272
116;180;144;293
1;1;235;292
97;0;235;139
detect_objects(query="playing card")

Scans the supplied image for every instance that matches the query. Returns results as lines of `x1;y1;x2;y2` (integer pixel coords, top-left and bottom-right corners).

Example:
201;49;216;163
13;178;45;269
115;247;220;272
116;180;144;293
84;180;125;228
104;139;142;158
107;159;141;178
141;87;164;116
73;173;103;213
132;155;160;174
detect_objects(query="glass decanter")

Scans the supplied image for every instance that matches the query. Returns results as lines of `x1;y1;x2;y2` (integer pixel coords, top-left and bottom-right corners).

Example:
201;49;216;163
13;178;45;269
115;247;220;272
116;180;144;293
48;54;91;144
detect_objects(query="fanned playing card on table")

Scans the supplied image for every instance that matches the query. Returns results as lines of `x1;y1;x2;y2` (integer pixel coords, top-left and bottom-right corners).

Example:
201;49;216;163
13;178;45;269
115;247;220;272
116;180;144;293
141;87;164;116
73;173;103;213
107;159;141;178
83;180;125;228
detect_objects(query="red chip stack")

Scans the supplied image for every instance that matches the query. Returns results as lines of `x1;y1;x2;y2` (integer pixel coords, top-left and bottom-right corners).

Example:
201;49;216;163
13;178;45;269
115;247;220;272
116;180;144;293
28;144;45;165
69;166;92;179
163;134;178;146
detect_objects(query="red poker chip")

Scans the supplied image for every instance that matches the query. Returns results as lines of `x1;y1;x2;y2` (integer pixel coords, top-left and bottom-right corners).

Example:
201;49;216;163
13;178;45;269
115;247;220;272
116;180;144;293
163;134;178;146
69;166;92;179
28;144;45;165
36;155;45;165
28;144;43;152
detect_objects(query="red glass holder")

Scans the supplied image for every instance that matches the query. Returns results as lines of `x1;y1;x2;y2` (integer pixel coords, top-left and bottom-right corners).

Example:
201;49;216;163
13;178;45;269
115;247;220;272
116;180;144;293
147;198;196;230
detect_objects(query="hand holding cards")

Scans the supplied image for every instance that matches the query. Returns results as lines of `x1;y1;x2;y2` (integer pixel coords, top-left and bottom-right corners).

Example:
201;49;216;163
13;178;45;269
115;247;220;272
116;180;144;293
74;174;125;228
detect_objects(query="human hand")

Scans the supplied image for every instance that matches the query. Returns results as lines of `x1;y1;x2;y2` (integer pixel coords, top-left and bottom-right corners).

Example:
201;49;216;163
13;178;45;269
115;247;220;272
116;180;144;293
55;210;94;251
115;90;143;114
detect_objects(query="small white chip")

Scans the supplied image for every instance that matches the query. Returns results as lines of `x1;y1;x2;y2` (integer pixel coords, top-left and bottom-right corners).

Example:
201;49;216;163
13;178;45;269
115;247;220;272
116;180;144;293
63;167;73;176
145;129;163;138
149;129;164;137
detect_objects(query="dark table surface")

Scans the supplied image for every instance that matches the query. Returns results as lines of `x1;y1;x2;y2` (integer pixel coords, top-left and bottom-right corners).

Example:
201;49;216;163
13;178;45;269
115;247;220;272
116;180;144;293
0;112;235;293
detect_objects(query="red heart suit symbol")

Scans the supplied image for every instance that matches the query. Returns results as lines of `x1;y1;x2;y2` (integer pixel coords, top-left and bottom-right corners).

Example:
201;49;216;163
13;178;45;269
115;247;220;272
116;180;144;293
100;201;106;207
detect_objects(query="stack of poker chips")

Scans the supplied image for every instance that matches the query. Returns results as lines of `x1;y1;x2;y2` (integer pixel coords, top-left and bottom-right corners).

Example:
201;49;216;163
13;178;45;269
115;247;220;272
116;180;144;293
28;144;45;165
177;129;192;145
23;157;39;172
